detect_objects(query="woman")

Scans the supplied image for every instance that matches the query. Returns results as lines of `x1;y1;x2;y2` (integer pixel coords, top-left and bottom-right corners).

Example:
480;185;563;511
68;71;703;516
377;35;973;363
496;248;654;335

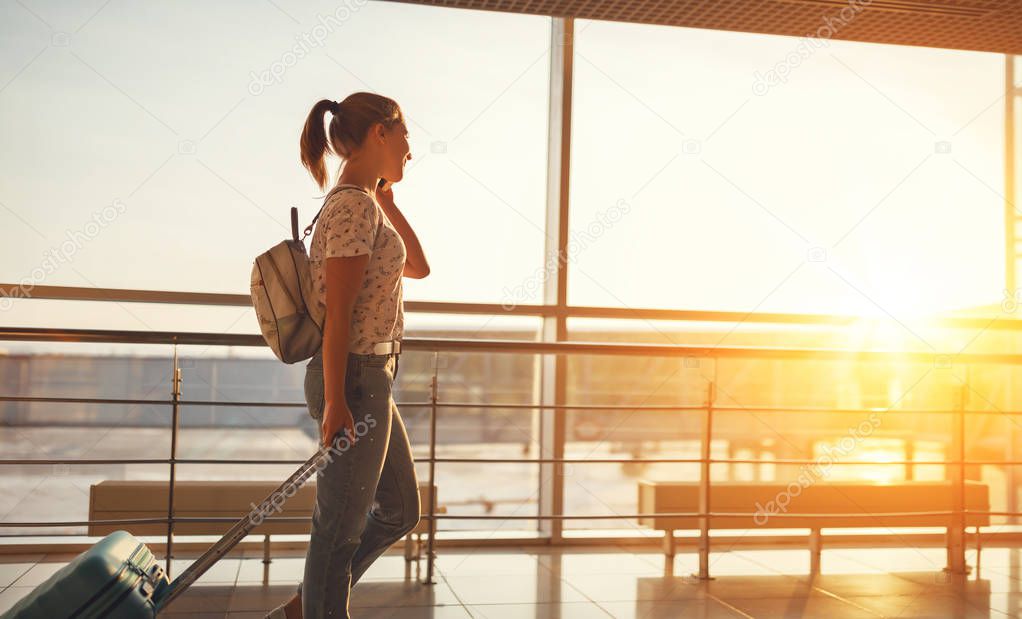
268;92;430;618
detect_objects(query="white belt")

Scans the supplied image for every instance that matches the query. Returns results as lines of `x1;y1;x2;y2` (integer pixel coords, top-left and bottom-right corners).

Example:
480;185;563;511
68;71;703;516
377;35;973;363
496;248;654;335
372;340;401;355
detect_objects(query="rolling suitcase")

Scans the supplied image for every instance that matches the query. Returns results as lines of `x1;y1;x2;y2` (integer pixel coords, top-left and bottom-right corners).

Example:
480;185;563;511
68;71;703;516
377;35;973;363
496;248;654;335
2;444;332;618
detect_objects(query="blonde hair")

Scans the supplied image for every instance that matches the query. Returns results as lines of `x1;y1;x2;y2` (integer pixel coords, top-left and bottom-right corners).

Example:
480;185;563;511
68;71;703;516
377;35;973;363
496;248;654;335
299;91;404;190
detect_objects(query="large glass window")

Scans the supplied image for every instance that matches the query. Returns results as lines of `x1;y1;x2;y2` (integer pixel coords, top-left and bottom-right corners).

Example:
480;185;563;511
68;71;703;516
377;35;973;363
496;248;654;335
0;2;550;332
569;19;1004;317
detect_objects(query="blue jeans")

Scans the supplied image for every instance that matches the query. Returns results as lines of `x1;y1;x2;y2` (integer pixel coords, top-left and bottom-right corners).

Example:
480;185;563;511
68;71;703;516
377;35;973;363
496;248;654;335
298;348;420;618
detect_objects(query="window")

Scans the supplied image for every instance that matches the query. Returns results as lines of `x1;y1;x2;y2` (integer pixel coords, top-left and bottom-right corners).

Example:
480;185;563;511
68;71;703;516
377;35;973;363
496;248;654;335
0;3;551;331
569;19;1004;317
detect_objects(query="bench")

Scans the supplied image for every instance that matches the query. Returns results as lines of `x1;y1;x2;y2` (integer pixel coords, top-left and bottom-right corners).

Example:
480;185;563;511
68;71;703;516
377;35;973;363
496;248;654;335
638;480;989;573
89;480;444;564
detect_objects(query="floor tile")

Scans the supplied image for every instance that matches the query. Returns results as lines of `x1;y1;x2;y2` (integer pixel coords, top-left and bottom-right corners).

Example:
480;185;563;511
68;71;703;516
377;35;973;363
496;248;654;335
349;580;462;608
841;547;949;574
226;584;305;613
701;552;776;576
970;549;1022;570
845;593;1013;618
0;587;35;614
347;607;473;618
807;550;891;575
168;558;242;585
362;554;428;581
235;556;305;585
443;573;589;605
436;551;548;577
976;566;1022;591
791;573;933;597
702;575;816;600
158;584;236;614
980;593;1022;617
721;593;883;618
541;551;666;576
9;561;64;587
598;599;750;619
731;549;814;575
558;572;708;602
224;581;462;612
467;601;612;619
0;562;35;588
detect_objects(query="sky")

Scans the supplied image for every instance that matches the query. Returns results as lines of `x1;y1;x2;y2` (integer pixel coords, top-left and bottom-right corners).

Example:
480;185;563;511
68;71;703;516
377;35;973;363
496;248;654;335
0;0;1015;355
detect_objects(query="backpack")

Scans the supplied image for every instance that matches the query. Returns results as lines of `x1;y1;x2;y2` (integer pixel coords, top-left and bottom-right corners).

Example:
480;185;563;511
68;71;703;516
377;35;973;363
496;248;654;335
250;184;371;364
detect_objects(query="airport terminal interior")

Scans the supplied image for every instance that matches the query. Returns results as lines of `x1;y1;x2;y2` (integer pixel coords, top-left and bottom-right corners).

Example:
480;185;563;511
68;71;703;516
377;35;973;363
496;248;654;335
3;0;1022;617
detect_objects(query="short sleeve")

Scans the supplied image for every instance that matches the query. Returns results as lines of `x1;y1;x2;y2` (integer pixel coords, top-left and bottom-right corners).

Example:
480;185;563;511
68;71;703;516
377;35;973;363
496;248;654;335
321;192;378;259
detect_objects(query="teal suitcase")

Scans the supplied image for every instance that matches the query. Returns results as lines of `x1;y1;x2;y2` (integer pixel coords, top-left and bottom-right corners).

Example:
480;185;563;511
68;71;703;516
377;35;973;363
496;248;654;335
2;445;330;618
0;531;168;618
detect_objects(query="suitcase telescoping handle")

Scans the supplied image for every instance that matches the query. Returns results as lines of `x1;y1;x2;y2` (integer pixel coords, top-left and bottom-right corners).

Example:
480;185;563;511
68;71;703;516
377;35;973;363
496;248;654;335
156;443;333;613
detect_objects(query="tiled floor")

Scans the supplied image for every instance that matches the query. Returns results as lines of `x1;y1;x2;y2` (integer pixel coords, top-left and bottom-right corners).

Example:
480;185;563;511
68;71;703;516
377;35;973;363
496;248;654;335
3;545;1022;617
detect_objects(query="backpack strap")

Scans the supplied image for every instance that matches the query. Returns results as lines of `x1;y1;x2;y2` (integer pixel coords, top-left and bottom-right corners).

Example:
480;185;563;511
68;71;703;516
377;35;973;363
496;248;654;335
302;184;372;241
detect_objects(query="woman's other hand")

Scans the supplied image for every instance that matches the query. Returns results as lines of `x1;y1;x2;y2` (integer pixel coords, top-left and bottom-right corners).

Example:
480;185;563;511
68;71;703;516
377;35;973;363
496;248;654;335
321;401;358;449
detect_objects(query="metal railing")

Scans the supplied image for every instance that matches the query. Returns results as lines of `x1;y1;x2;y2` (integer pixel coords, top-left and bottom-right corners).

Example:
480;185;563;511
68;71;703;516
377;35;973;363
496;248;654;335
4;288;1022;581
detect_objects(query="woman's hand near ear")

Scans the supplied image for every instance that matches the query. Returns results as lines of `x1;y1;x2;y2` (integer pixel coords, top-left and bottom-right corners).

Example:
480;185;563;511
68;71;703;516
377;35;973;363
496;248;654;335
376;186;430;279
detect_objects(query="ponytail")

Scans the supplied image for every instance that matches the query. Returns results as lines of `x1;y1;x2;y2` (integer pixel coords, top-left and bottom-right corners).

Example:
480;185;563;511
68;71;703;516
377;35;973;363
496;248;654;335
299;99;338;191
299;92;404;191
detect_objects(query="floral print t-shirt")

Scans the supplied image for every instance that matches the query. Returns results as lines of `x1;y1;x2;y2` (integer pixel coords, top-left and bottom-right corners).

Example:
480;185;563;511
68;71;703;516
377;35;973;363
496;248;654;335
308;184;406;354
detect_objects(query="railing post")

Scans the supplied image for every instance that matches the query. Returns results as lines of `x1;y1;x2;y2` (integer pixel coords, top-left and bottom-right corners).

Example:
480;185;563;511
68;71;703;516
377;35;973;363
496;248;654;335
945;367;969;575
166;343;182;577
422;351;439;585
696;376;715;580
1005;53;1019;526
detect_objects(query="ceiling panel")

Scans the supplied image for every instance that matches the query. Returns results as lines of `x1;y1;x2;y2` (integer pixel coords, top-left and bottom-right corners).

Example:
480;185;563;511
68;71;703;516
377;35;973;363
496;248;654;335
381;0;1022;55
